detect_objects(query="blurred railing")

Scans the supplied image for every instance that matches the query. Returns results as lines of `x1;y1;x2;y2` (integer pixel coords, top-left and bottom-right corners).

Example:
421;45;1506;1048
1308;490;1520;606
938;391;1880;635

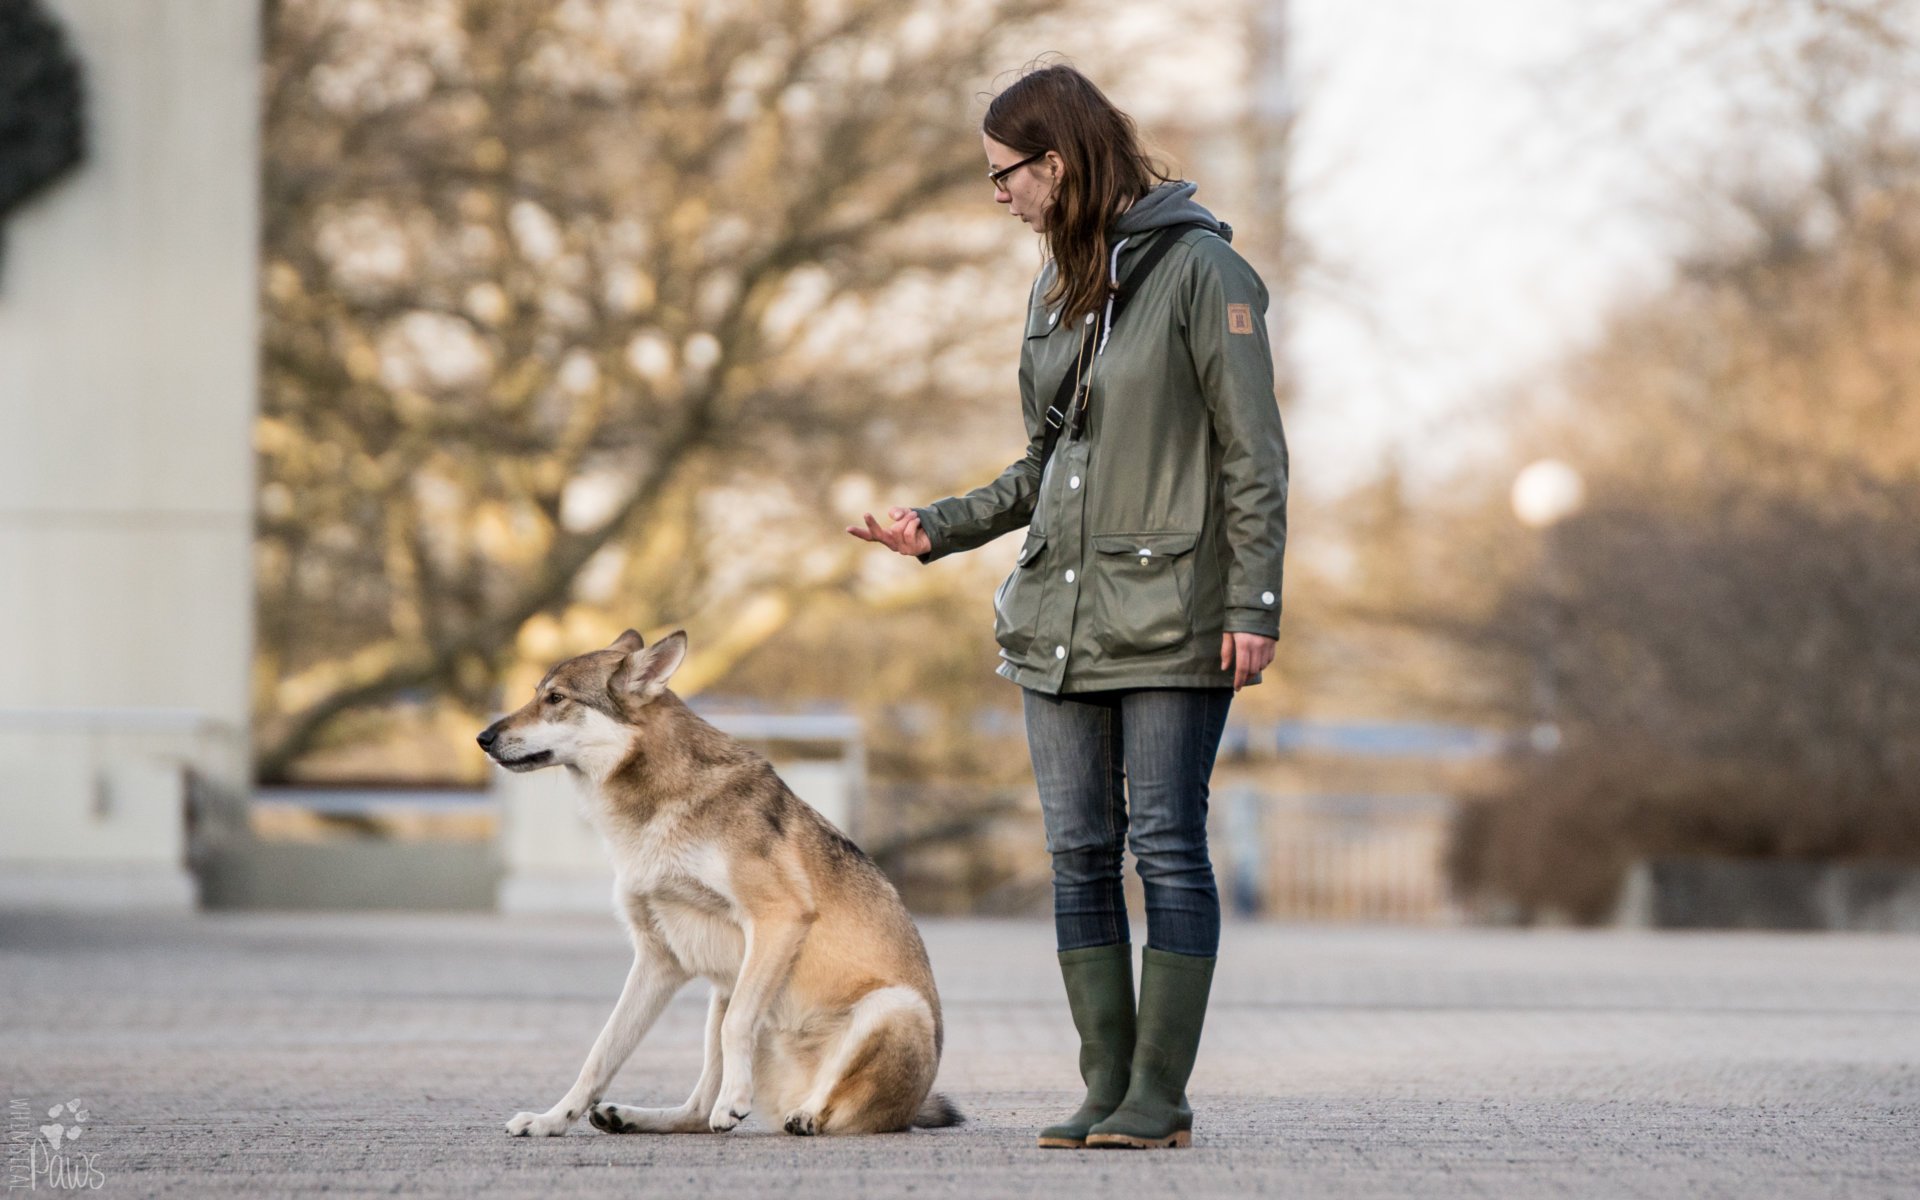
1218;790;1459;924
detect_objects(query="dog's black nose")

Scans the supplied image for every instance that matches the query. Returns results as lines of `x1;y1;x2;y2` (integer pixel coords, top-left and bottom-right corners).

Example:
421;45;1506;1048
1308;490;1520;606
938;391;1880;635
477;726;498;750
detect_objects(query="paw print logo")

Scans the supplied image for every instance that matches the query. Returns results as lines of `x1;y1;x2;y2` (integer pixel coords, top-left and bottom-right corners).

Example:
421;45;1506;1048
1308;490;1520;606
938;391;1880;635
38;1098;88;1149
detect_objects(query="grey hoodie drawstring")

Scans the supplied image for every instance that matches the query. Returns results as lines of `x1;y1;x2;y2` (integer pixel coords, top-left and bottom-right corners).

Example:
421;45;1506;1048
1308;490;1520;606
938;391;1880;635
1097;236;1131;356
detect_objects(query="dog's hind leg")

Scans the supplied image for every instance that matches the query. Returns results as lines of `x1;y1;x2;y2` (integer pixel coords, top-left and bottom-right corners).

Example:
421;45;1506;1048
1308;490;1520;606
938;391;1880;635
590;986;729;1135
506;933;689;1137
782;986;936;1136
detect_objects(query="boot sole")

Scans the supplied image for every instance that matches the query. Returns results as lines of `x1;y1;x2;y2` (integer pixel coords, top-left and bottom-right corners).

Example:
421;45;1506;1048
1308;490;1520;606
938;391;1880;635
1035;1136;1087;1149
1084;1130;1191;1149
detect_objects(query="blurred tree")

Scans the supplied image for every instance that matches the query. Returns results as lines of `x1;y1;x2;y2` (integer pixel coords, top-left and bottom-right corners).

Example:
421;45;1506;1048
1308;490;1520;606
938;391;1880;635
1429;0;1920;920
255;0;1063;780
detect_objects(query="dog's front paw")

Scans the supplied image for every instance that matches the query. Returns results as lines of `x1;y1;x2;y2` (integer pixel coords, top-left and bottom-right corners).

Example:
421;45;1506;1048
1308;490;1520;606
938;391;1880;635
708;1071;753;1132
707;1097;750;1133
782;1110;818;1136
505;1108;573;1137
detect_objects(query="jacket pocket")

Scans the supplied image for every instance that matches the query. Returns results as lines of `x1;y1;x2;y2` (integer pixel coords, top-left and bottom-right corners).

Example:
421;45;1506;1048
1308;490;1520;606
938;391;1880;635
1090;531;1199;655
993;530;1049;657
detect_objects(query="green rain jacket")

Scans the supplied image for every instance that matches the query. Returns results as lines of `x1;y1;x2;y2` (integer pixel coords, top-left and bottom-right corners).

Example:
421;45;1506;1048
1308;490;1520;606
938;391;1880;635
915;181;1289;694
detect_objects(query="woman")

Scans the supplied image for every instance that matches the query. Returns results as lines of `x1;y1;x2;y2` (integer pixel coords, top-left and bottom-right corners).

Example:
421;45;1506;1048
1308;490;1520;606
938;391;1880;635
848;63;1288;1150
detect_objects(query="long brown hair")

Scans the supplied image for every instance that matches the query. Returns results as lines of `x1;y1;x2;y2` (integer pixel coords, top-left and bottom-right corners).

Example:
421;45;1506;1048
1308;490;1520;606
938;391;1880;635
984;63;1174;326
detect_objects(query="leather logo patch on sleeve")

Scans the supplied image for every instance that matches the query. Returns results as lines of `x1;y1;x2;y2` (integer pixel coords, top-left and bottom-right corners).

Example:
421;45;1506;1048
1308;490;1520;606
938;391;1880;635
1227;303;1255;334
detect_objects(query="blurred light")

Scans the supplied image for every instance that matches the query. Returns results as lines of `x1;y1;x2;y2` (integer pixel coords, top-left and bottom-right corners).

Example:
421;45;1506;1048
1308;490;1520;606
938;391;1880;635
314;203;412;294
603;266;655;314
560;472;625;534
830;473;876;515
517;614;563;661
1511;458;1584;528
558;350;599;395
624;332;674;383
377;311;493;391
463;281;509;325
778;83;816;119
508;199;562;265
574;545;626;604
683;332;721;371
260;482;294;521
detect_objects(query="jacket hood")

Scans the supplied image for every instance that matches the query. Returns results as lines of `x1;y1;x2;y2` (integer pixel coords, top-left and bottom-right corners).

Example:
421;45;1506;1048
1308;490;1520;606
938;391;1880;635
1111;180;1232;243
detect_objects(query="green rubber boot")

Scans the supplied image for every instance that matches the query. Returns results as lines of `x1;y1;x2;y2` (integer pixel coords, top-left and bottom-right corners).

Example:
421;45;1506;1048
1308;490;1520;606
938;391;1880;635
1036;943;1137;1148
1084;947;1216;1149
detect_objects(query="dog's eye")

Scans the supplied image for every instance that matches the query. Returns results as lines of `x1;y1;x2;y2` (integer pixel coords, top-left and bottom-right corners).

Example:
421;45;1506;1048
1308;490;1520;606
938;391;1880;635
545;691;564;705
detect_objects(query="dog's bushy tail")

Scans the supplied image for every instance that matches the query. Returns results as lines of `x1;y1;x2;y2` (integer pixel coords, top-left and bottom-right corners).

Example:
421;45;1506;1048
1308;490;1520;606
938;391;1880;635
912;1092;964;1129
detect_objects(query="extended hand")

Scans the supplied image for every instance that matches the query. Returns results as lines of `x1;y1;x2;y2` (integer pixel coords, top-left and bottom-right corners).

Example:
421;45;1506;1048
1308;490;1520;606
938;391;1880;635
846;507;931;557
1220;632;1276;692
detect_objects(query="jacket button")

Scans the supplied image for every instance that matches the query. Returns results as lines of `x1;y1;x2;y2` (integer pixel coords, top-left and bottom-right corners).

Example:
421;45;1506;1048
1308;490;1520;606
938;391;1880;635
1048;311;1058;326
1262;590;1275;605
1055;645;1066;659
1064;569;1075;583
1139;557;1150;565
1069;476;1080;489
1084;312;1095;325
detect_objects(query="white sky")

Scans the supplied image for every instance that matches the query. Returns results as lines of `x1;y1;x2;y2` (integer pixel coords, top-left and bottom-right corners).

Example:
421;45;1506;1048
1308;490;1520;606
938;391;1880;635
1281;0;1698;499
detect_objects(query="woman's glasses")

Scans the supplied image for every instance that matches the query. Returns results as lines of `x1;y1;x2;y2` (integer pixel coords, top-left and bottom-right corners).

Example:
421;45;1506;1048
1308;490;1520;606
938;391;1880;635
988;151;1047;190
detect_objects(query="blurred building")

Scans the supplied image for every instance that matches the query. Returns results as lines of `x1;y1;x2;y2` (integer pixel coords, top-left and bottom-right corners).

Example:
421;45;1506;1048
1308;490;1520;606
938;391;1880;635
0;0;260;908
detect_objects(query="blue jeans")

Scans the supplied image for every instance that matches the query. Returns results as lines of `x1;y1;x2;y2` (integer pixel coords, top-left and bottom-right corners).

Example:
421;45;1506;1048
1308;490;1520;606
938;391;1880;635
1022;687;1232;957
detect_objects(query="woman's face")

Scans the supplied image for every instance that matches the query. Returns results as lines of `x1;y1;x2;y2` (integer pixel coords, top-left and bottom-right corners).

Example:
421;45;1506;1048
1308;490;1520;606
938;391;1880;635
985;133;1060;233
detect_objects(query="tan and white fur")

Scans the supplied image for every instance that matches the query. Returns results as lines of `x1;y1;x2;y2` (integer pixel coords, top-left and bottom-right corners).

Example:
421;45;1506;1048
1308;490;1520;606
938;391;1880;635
481;629;960;1138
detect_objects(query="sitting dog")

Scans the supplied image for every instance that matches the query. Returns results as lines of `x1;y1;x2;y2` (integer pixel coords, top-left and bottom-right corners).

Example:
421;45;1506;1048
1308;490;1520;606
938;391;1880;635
481;628;960;1137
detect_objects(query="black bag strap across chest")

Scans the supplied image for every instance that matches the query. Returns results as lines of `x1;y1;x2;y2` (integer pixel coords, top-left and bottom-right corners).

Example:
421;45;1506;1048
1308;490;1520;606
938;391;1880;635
1038;221;1211;471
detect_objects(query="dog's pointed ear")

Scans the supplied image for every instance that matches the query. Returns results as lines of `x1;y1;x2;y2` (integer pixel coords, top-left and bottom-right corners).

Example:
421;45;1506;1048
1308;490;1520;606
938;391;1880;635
615;629;687;701
609;629;645;654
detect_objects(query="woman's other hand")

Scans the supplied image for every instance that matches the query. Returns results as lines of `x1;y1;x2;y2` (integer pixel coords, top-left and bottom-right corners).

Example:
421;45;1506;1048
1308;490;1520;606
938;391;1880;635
1220;631;1276;692
846;507;931;557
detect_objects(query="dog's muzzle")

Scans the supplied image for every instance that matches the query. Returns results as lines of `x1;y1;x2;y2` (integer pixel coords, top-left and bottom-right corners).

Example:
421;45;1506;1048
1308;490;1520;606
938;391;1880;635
477;723;552;770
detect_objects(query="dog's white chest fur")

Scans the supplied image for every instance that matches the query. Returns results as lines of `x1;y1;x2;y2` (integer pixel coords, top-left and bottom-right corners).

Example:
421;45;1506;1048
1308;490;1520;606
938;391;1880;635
596;809;746;986
647;892;746;984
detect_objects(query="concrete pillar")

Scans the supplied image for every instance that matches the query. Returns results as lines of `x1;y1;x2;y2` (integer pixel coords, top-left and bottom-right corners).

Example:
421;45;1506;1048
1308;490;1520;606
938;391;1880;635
0;0;259;908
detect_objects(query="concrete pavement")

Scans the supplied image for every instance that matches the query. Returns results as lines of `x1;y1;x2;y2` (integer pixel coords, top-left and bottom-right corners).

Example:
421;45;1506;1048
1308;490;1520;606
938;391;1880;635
2;912;1916;1197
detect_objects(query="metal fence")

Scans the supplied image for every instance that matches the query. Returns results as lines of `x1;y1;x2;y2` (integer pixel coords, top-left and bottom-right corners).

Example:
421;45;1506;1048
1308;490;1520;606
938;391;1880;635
1219;790;1458;924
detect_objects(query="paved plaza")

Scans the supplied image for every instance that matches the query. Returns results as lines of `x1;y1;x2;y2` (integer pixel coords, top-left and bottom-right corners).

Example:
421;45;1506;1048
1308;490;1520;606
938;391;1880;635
2;911;1916;1197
